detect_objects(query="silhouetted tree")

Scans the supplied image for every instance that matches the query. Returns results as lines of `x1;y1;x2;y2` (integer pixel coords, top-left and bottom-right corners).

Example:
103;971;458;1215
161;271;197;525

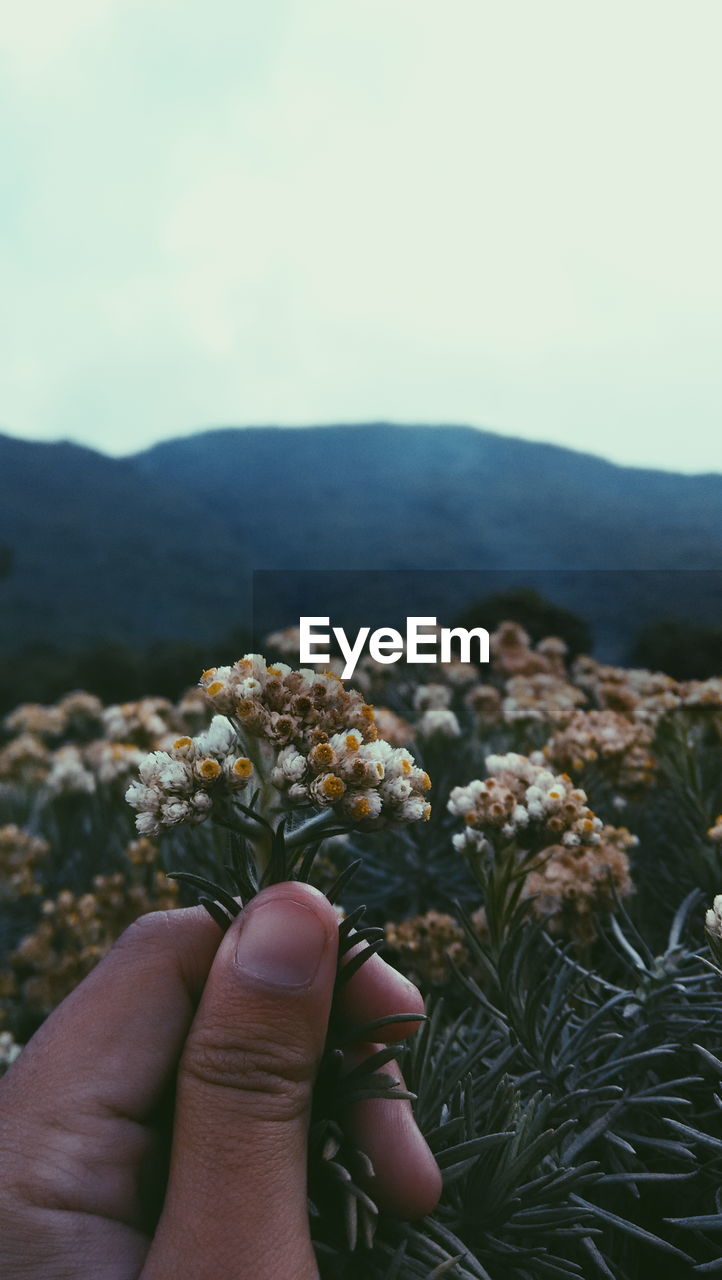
632;618;722;681
453;587;592;659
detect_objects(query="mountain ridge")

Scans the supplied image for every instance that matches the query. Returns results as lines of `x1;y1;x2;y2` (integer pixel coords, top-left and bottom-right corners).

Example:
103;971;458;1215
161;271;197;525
3;423;722;655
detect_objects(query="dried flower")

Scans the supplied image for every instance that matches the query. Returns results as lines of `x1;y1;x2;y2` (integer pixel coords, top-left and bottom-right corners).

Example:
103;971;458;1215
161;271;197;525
544;709;655;791
0;825;50;898
523;825;636;943
127;657;432;839
385;911;471;987
449;752;602;856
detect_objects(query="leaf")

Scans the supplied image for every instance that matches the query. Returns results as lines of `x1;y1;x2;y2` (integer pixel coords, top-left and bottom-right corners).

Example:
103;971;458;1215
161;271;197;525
326;859;363;905
167;870;241;918
198;896;234;932
336;937;385;986
570;1195;695;1262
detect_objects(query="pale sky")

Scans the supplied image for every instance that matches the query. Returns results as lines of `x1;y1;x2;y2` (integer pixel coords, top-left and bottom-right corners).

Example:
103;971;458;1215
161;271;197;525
1;0;721;472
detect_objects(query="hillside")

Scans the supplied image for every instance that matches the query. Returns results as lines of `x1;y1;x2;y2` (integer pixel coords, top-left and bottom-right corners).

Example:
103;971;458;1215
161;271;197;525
0;433;250;649
135;424;722;571
3;423;722;656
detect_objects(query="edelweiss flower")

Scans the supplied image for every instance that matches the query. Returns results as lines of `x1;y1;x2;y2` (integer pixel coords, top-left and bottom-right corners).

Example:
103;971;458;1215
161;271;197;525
127;656;432;838
449;751;602;855
126;715;254;838
416;708;462;740
705;894;722;940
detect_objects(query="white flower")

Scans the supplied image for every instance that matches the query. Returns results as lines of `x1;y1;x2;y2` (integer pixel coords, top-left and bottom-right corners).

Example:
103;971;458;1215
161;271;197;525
414;683;452;712
136;811;161;837
417;709;461;740
271;745;307;785
45;746;96;796
195;715;236;758
0;1031;22;1068
705;895;722;939
161;800;192;826
400;795;431;822
380;776;413;805
127;653;431;835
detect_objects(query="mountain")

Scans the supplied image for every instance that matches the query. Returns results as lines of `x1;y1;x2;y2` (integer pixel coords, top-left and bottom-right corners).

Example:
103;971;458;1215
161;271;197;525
134;423;722;573
0;433;250;650
2;423;722;657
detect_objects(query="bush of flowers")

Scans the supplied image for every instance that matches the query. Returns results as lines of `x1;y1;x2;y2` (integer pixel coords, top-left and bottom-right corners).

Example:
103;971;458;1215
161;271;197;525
3;622;722;1276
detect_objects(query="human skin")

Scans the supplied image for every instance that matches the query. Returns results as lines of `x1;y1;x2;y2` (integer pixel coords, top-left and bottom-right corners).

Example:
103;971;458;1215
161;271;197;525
0;882;441;1279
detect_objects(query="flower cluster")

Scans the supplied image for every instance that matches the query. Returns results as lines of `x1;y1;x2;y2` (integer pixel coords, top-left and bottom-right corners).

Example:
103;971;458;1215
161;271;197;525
384;911;472;987
371;706;414;746
416;708;462;741
199;654;379;746
523;824;636;943
0;686;210;798
572;658;682;727
11;868;179;1020
464;682;503;727
681;679;722;741
448;752;603;855
270;730;431;826
4;703;66;740
501;673;586;728
125;715;254;837
45;745;97;796
102;697;180;746
0;825;49;898
683;678;722;711
0;732;51;787
490;622;566;678
124;655;433;837
4;692;105;742
543;709;656;791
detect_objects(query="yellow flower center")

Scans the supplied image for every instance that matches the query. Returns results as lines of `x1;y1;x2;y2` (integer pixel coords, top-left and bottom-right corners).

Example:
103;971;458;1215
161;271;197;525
232;757;253;779
174;736;192;750
206;682;223;697
199;758;221;780
321;774;345;799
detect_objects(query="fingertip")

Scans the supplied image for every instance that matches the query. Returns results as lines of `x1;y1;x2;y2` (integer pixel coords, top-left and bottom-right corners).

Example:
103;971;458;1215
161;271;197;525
343;1070;442;1219
240;880;341;931
338;943;426;1040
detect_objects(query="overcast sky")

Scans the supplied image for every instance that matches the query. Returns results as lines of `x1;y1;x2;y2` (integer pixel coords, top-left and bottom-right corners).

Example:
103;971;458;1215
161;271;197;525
1;1;721;472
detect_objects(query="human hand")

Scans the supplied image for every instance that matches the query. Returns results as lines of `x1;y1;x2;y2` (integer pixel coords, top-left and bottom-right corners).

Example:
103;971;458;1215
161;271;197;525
0;882;441;1279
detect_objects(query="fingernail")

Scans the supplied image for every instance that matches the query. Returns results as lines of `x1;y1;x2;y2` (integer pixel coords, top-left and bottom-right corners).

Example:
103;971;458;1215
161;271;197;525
235;896;330;987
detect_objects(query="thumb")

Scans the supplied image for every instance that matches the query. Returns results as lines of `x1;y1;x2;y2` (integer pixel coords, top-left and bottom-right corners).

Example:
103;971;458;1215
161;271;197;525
142;882;339;1280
